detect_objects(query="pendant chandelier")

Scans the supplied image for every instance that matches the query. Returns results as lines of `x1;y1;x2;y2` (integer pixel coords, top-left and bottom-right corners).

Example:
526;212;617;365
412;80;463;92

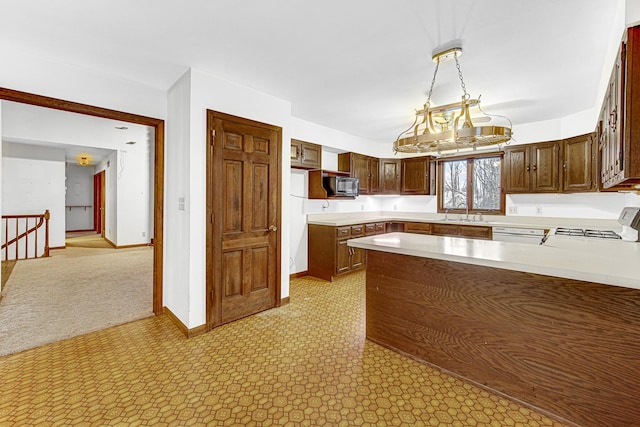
394;45;512;154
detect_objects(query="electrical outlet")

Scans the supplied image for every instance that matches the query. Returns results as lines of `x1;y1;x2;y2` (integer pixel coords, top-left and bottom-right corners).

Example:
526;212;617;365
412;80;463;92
536;207;543;215
178;197;185;211
393;204;397;211
142;231;146;237
361;204;364;211
508;206;517;214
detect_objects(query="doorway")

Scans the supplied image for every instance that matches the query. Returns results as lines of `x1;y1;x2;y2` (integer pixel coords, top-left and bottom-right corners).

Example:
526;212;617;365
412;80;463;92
93;170;106;236
206;110;282;328
0;87;164;314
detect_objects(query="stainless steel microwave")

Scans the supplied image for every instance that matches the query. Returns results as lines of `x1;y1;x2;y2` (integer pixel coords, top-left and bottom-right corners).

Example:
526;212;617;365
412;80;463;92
322;176;359;197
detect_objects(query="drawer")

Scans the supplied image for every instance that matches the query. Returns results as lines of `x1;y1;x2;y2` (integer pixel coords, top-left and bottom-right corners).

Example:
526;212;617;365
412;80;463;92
459;225;492;240
375;222;385;233
405;222;431;234
431;223;459;236
336;226;351;238
365;223;376;235
351;224;364;237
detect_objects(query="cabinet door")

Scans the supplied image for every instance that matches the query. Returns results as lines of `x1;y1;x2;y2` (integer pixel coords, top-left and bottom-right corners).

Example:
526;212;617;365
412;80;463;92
380;159;401;194
300;141;322;169
350;247;366;270
351;154;371;194
369;157;380;194
431;223;459;236
290;140;302;168
401;157;430;194
563;134;595;192
504;146;529;193
336;239;351;275
531;142;561;192
405;222;431;234
458;225;492;240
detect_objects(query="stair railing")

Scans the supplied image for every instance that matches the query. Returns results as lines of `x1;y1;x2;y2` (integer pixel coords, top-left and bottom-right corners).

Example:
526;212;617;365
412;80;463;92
1;210;50;261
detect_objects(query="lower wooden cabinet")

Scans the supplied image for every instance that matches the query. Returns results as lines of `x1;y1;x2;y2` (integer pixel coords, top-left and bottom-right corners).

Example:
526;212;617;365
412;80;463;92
308;222;384;281
404;222;493;240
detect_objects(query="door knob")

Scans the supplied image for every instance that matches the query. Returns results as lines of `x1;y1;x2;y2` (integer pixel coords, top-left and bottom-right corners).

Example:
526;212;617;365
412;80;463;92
269;225;278;232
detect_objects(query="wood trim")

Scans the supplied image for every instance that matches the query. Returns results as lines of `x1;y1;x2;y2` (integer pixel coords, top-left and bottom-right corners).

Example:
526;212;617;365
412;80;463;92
289;271;308;279
49;246;66;250
104;237;117;248
366;250;640;427
66;229;96;233
0;87;165;315
163;307;207;338
279;296;290;306
115;243;151;249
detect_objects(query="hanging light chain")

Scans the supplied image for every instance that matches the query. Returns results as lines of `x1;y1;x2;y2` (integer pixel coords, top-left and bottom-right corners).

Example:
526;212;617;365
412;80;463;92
454;52;469;99
425;59;440;107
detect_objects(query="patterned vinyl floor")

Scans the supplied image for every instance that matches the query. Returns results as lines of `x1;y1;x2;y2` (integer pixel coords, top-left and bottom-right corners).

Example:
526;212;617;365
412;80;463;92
0;272;567;426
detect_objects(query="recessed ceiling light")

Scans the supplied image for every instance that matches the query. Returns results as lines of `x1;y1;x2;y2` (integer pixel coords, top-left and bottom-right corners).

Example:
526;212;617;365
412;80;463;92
115;126;128;130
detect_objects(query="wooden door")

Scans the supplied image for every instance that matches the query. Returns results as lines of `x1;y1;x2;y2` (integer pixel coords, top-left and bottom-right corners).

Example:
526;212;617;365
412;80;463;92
531;141;561;192
93;171;105;236
352;154;370;194
369;157;380;194
207;111;281;327
563;134;594;192
503;146;529;193
336;239;351;275
380;159;401;194
401;157;429;194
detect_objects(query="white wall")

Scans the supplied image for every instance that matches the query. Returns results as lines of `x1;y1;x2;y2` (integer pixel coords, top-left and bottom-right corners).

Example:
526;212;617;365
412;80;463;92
96;153;117;244
116;144;152;246
65;164;94;231
165;68;293;328
1;142;66;253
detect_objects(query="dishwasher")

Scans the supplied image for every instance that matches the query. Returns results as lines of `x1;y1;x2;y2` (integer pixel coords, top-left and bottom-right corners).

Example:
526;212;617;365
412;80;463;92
492;226;546;244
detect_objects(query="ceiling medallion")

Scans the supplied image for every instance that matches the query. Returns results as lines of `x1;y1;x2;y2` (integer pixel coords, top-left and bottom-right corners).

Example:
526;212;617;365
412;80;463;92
394;44;512;154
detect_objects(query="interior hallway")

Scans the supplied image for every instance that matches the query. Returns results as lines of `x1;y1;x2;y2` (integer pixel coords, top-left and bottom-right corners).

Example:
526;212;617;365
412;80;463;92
0;272;566;426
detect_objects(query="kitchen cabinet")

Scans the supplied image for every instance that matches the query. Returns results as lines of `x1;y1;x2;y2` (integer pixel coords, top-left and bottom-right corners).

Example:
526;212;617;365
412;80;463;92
290;139;322;169
307;170;356;200
431;223;492;240
404;222;431;235
338;153;379;194
308;222;383;281
504;141;561;193
380;159;401;194
598;25;640;190
562;133;596;192
401;156;435;195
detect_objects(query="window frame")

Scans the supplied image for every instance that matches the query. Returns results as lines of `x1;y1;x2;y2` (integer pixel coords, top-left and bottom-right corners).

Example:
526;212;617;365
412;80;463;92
436;152;505;215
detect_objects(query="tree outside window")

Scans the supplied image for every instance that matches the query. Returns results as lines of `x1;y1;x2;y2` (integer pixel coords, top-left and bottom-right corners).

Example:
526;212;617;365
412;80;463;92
439;155;504;214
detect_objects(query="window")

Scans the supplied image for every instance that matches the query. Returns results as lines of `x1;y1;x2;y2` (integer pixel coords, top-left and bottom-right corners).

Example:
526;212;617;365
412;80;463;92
438;154;504;214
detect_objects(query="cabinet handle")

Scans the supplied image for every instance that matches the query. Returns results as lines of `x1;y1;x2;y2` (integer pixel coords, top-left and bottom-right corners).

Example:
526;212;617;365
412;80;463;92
532;165;537;171
300;149;305;160
526;165;530;171
563;162;567;169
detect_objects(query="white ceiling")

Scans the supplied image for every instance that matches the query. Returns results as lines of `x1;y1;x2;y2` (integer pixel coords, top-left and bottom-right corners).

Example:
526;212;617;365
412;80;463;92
0;0;625;144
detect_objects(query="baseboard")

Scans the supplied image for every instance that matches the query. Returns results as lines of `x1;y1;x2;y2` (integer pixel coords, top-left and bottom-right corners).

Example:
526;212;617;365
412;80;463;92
66;229;96;233
289;271;308;279
50;246;66;250
280;296;290;306
103;238;150;250
163;306;208;338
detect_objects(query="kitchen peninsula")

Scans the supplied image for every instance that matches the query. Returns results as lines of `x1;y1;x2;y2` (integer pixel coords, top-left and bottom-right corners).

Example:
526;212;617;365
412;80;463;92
347;232;640;427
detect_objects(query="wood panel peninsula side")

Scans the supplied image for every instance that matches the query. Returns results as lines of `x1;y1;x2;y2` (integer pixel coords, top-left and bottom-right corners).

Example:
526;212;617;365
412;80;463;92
348;232;640;427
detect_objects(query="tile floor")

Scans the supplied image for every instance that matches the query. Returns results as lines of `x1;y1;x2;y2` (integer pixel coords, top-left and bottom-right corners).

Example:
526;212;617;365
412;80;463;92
0;272;567;426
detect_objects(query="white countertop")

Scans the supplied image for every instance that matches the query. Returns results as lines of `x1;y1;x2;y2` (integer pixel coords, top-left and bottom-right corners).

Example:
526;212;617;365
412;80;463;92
307;211;622;231
347;232;640;290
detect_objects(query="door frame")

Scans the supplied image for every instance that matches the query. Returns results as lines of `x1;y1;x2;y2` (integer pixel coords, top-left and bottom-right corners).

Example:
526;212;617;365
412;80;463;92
0;87;165;315
206;110;282;330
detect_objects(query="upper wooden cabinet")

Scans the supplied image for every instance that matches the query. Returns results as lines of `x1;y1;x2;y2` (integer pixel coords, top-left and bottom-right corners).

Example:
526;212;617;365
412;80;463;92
291;139;321;169
380;159;401;194
338;153;379;194
401;156;435;195
563;133;596;192
504;141;561;193
598;25;640;190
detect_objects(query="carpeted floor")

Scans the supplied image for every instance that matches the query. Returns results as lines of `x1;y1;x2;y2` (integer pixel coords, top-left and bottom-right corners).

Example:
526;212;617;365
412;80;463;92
0;243;153;356
65;234;114;249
